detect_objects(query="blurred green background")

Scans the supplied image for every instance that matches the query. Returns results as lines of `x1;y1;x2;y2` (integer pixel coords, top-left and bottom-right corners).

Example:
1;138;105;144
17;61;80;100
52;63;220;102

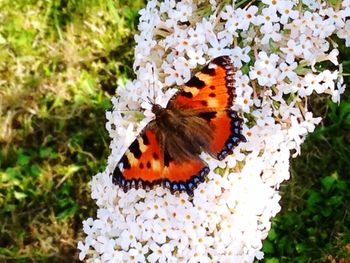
0;1;349;262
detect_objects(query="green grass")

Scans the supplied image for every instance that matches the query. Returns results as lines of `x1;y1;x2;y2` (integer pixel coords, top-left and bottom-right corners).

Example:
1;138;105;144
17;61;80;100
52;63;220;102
0;1;349;262
0;0;144;261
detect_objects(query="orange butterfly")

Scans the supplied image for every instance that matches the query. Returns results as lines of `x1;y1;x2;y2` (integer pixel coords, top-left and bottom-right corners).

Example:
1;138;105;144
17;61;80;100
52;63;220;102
112;56;246;196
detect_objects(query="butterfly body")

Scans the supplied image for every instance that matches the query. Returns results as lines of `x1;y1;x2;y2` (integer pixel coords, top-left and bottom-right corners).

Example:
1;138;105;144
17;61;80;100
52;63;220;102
113;56;246;196
150;102;214;163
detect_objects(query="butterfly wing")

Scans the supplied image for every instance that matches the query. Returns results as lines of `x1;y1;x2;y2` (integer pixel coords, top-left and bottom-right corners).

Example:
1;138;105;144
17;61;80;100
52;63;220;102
112;127;209;196
169;56;246;160
171;56;236;111
112;56;245;195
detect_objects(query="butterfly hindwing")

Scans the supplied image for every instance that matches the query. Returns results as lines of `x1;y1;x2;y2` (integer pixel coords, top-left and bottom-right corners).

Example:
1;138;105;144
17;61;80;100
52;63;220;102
207;110;246;160
112;127;209;195
162;151;209;195
112;129;164;191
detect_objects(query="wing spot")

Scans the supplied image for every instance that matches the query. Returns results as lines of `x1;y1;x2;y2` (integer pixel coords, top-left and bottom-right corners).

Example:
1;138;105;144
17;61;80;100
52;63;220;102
183;86;200;96
164;150;172;167
146;161;151;169
201;66;216;76
209;85;215;90
180;91;193;98
209;93;216;97
152;160;161;171
153;153;159;160
138;137;148;152
200;101;208;106
126;151;138;166
139;163;144;169
129;140;142;159
121;155;131;169
185;76;206;88
141;133;150;145
199;112;216;121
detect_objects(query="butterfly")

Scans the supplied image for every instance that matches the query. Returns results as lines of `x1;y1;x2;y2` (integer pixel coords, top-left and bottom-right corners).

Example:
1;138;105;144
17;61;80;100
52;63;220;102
112;56;246;196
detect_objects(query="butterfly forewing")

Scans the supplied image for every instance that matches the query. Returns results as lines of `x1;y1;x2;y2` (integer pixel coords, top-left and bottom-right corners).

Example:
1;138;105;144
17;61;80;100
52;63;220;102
170;56;236;112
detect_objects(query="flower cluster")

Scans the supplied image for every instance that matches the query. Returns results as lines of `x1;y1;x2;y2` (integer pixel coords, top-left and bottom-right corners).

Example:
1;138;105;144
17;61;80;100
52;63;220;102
79;0;349;262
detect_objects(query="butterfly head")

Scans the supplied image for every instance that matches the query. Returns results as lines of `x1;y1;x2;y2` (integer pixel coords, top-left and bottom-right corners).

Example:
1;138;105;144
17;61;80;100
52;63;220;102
151;103;165;117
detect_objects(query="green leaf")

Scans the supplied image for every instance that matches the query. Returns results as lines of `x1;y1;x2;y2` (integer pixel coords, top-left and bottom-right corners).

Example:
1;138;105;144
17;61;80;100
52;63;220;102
57;205;78;220
336;180;347;191
5;167;21;180
327;195;343;206
16;154;31;165
321;175;337;192
263;240;275;254
265;258;279;263
0;171;10;182
0;33;6;44
14;191;27;200
66;165;80;176
307;191;321;207
29;165;41;177
321;207;333;217
39;147;53;158
327;0;342;8
268;229;277;241
295;243;307;253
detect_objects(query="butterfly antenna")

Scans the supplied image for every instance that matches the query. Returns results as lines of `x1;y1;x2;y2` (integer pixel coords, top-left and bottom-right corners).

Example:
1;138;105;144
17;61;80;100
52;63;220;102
113;109;138;113
151;64;157;105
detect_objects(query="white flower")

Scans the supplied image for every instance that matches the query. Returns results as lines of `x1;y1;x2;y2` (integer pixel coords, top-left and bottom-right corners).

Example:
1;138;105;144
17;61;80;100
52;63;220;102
262;0;286;10
284;18;304;39
323;7;346;28
304;73;325;94
163;62;186;86
298;34;314;62
118;229;137;250
226;146;245;168
301;0;320;10
236;6;259;29
249;51;280;87
78;240;90;261
256;8;280;32
147;242;174;263
188;27;206;46
277;1;299;24
208;38;232;58
170;2;193;22
252;105;275;127
231;46;251;68
260;23;282;44
332;79;346;103
280;39;303;64
80;1;347;262
187;48;206;67
278;100;301;121
279;62;298;82
221;5;236;21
